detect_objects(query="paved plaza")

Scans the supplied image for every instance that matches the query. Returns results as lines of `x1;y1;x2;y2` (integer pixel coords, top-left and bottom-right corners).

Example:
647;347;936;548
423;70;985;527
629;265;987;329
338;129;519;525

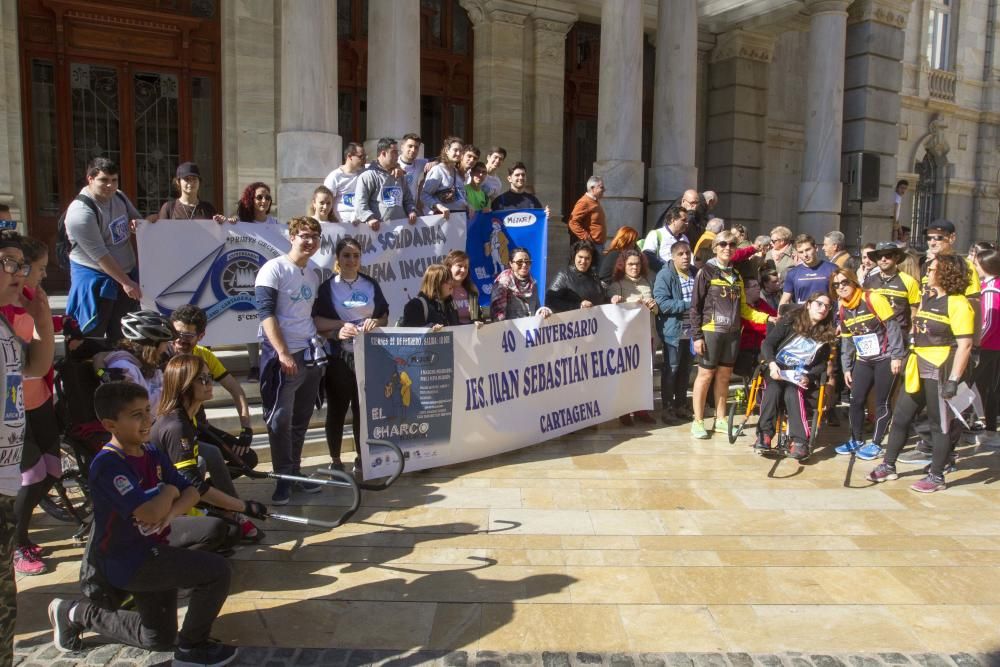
11;418;1000;665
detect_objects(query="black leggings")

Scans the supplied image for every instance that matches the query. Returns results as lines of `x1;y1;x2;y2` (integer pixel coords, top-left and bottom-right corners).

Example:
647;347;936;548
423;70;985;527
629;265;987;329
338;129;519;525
885;378;952;477
848;358;897;445
756;378;817;445
975;349;1000;430
324;355;359;463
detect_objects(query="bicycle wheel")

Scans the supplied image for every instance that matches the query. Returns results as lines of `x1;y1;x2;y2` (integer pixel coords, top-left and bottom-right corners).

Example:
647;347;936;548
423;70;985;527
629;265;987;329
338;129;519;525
39;443;93;525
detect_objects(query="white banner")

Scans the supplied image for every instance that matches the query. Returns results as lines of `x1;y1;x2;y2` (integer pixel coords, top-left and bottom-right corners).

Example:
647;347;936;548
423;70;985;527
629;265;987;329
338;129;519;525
137;216;466;345
355;303;654;478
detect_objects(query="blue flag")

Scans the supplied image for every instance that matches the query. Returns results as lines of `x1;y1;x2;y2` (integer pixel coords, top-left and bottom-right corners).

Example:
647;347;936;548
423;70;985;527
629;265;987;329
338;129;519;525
465;208;548;308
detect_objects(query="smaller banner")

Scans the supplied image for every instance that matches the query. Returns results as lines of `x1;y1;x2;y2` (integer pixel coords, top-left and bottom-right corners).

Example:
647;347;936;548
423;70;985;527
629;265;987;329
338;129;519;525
354;303;653;478
465;208;548;308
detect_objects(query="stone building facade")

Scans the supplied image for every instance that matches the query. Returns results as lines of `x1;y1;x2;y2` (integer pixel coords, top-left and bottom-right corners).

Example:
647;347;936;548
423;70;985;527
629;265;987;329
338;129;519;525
0;0;996;286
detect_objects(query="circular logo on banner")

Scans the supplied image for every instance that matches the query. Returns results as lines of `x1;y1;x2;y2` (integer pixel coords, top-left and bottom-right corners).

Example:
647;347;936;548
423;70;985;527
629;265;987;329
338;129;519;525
211;249;267;311
502;212;537;228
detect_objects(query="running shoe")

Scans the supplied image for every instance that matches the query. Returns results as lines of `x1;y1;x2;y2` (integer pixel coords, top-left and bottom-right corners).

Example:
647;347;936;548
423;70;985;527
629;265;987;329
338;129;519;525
690;419;710;439
13;545;47;575
293;480;323;494
271;480;291;505
910;474;946;494
897;446;932;466
48;598;83;652
923;457;958;475
855;442;884;461
866;462;898;483
173;640;238;667
754;433;772;453
320;460;346;474
788;441;810;461
834;439;864;456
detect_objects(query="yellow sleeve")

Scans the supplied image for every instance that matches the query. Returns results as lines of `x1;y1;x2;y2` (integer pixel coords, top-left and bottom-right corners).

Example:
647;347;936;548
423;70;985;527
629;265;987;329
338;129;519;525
965;259;981;297
194;346;229;380
948;295;975;337
739;285;769;324
902;272;921;305
870;292;896;322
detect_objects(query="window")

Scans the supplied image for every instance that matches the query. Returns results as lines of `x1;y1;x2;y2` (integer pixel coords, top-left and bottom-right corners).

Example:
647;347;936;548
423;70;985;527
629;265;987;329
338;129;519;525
926;0;951;70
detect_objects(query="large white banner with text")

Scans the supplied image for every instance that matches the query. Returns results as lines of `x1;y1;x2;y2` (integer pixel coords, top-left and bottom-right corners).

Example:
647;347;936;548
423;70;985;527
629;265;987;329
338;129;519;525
137;216;466;345
354;303;654;477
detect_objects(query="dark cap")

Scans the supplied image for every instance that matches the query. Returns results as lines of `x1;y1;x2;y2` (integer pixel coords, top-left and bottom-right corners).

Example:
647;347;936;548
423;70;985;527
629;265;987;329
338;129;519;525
926;219;955;235
867;241;905;262
176;162;200;179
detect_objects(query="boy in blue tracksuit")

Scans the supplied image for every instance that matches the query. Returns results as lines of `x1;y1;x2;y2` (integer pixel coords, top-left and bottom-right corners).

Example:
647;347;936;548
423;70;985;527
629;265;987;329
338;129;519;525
47;382;244;667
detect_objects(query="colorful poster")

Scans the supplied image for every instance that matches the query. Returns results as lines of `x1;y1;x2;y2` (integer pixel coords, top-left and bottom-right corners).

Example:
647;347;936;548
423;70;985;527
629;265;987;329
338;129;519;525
353;303;653;478
137;215;466;345
465;208;548;308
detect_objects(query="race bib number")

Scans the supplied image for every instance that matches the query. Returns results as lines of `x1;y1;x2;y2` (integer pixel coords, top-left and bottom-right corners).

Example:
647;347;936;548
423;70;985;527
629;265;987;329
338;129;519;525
852;332;881;358
109;215;129;246
712;313;732;328
381;186;402;208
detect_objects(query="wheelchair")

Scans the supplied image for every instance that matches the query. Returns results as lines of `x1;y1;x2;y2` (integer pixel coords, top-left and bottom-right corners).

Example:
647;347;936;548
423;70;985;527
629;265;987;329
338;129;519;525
727;360;828;458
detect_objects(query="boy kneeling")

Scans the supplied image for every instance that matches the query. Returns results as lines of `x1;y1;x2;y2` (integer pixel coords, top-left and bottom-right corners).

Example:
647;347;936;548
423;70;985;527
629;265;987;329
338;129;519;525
49;382;238;666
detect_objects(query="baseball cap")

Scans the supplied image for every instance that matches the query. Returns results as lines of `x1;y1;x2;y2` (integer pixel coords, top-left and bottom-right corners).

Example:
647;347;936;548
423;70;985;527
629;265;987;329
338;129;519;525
925;220;955;235
176;162;201;179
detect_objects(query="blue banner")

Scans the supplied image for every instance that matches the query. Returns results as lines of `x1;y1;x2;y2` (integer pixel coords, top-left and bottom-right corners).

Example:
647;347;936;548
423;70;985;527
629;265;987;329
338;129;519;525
465;208;548;308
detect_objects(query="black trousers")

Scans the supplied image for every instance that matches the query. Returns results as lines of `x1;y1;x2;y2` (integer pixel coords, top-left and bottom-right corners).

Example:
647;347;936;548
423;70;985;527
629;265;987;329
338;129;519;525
324;355;360;462
848;358;897;445
74;518;232;650
885;378;952;478
661;341;693;410
756;378;817;445
975;350;1000;431
87;289;138;342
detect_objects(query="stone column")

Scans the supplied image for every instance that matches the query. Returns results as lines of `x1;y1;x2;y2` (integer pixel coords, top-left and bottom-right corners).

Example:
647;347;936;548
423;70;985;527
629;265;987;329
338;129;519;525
704;29;774;232
797;0;851;238
593;0;645;237
365;0;420;155
0;0;25;224
840;0;911;248
276;0;340;215
646;0;698;229
460;0;532;162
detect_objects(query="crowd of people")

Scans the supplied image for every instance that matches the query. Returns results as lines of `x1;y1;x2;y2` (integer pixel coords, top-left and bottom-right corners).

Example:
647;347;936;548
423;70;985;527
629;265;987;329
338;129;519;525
0;133;996;667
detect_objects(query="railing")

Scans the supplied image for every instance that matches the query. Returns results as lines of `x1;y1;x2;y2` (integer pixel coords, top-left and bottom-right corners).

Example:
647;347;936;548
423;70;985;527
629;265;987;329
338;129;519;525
927;68;957;102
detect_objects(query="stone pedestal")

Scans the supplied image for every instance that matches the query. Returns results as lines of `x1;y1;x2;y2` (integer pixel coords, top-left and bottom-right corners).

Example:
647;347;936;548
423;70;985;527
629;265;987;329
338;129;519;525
704;30;774;233
593;0;645;237
276;0;341;215
646;0;698;229
797;0;851;239
0;0;24;223
365;0;420;156
840;0;910;249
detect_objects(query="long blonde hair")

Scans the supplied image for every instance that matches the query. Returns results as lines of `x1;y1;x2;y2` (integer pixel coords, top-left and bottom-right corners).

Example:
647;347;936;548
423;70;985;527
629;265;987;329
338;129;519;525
158;354;208;417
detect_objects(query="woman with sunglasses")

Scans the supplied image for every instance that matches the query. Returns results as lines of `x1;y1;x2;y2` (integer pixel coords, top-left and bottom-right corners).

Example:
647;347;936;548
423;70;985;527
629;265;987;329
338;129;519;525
150;354;268;543
755;292;838;460
690;230;771;439
830;268;905;461
546;240;606;313
313;238;389;472
867;255;974;492
490;248;552;321
233;182;280;225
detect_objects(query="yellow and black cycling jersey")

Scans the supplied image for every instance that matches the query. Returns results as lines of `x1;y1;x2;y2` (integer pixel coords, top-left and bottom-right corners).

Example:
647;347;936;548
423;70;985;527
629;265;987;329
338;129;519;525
862;268;920;330
690;261;768;338
920;256;981;298
911;291;974;367
838;289;905;370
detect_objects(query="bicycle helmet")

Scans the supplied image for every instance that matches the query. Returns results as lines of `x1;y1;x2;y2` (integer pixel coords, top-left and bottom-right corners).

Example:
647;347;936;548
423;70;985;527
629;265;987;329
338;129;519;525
120;310;175;343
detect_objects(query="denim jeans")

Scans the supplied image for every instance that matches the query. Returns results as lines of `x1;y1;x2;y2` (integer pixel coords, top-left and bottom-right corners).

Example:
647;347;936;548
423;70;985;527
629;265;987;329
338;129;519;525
661;340;693;410
263;350;323;475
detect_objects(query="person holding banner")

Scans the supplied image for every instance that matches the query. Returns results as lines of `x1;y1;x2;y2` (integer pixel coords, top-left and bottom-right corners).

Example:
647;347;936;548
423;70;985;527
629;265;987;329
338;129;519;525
307;185;336;224
420;136;466;219
546;240;606;314
490;248;552;321
401;264;460;330
324;143;366;223
608;249;658;425
491;162;550;218
354;137;418;231
444;250;485;326
234;182;280;226
313;238;389;473
155;162;225;223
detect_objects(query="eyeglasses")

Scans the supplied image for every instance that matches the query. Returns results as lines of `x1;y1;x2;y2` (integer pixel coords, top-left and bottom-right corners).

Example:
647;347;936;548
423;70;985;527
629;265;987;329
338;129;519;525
812;301;833;310
195;373;213;386
512;259;532;266
296;233;321;242
254;194;272;201
715;241;735;249
175;331;199;340
831;280;852;289
926;234;947;242
0;257;30;277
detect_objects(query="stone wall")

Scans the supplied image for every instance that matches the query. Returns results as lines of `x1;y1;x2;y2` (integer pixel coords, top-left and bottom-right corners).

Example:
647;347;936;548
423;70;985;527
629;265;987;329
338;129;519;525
0;0;25;223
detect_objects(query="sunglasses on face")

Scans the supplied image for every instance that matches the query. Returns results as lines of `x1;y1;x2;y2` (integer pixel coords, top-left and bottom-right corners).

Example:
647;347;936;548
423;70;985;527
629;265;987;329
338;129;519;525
926;234;947;242
254;194;272;201
175;331;199;340
715;241;735;249
512;259;531;266
832;280;852;289
0;257;30;277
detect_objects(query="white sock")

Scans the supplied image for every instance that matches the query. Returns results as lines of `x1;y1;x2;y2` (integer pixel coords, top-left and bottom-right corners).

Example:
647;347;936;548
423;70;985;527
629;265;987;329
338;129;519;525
67;601;78;623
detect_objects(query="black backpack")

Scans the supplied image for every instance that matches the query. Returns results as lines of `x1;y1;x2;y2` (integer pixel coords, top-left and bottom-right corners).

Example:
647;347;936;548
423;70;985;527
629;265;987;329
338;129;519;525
55;192;127;270
53;338;124;453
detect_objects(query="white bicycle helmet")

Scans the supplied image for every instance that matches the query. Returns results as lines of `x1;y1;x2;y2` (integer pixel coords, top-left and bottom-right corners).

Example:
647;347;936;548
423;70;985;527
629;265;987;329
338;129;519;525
120;310;175;343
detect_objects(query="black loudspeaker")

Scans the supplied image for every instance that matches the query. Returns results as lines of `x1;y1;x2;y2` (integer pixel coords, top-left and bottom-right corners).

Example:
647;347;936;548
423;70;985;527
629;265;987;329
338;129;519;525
845;152;881;202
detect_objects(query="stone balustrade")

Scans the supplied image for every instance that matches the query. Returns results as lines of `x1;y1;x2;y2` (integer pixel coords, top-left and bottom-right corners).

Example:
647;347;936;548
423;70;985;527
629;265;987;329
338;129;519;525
927;67;957;102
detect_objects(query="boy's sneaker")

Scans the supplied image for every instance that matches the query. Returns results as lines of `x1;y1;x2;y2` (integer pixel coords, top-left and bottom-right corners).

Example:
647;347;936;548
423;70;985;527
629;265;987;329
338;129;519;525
173;640;238;667
834;439;864;456
293;480;323;494
788;441;810;461
754;433;772;453
855;442;884;461
14;545;48;575
691;419;710;439
910;474;946;494
898;445;932;466
48;598;83;652
271;480;291;505
866;462;898;483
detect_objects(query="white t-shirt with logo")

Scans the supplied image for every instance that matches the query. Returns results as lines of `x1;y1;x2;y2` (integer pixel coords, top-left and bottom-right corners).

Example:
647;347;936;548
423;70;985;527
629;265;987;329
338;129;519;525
0;316;25;497
399;157;427;206
255;256;321;353
323;167;361;223
330;276;376;351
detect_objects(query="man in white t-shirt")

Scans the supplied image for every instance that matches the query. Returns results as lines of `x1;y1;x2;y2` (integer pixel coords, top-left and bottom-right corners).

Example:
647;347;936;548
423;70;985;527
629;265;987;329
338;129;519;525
254;217;326;505
398;133;427;206
323;143;366;223
483;146;507;201
0;230;55;665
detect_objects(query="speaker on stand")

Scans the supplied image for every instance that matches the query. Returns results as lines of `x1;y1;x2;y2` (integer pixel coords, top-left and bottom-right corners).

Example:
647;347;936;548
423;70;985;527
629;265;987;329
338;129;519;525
844;152;881;253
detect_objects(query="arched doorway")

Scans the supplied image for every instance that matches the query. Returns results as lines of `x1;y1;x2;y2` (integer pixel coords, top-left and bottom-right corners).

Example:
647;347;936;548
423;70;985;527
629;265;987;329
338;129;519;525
911;151;948;250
